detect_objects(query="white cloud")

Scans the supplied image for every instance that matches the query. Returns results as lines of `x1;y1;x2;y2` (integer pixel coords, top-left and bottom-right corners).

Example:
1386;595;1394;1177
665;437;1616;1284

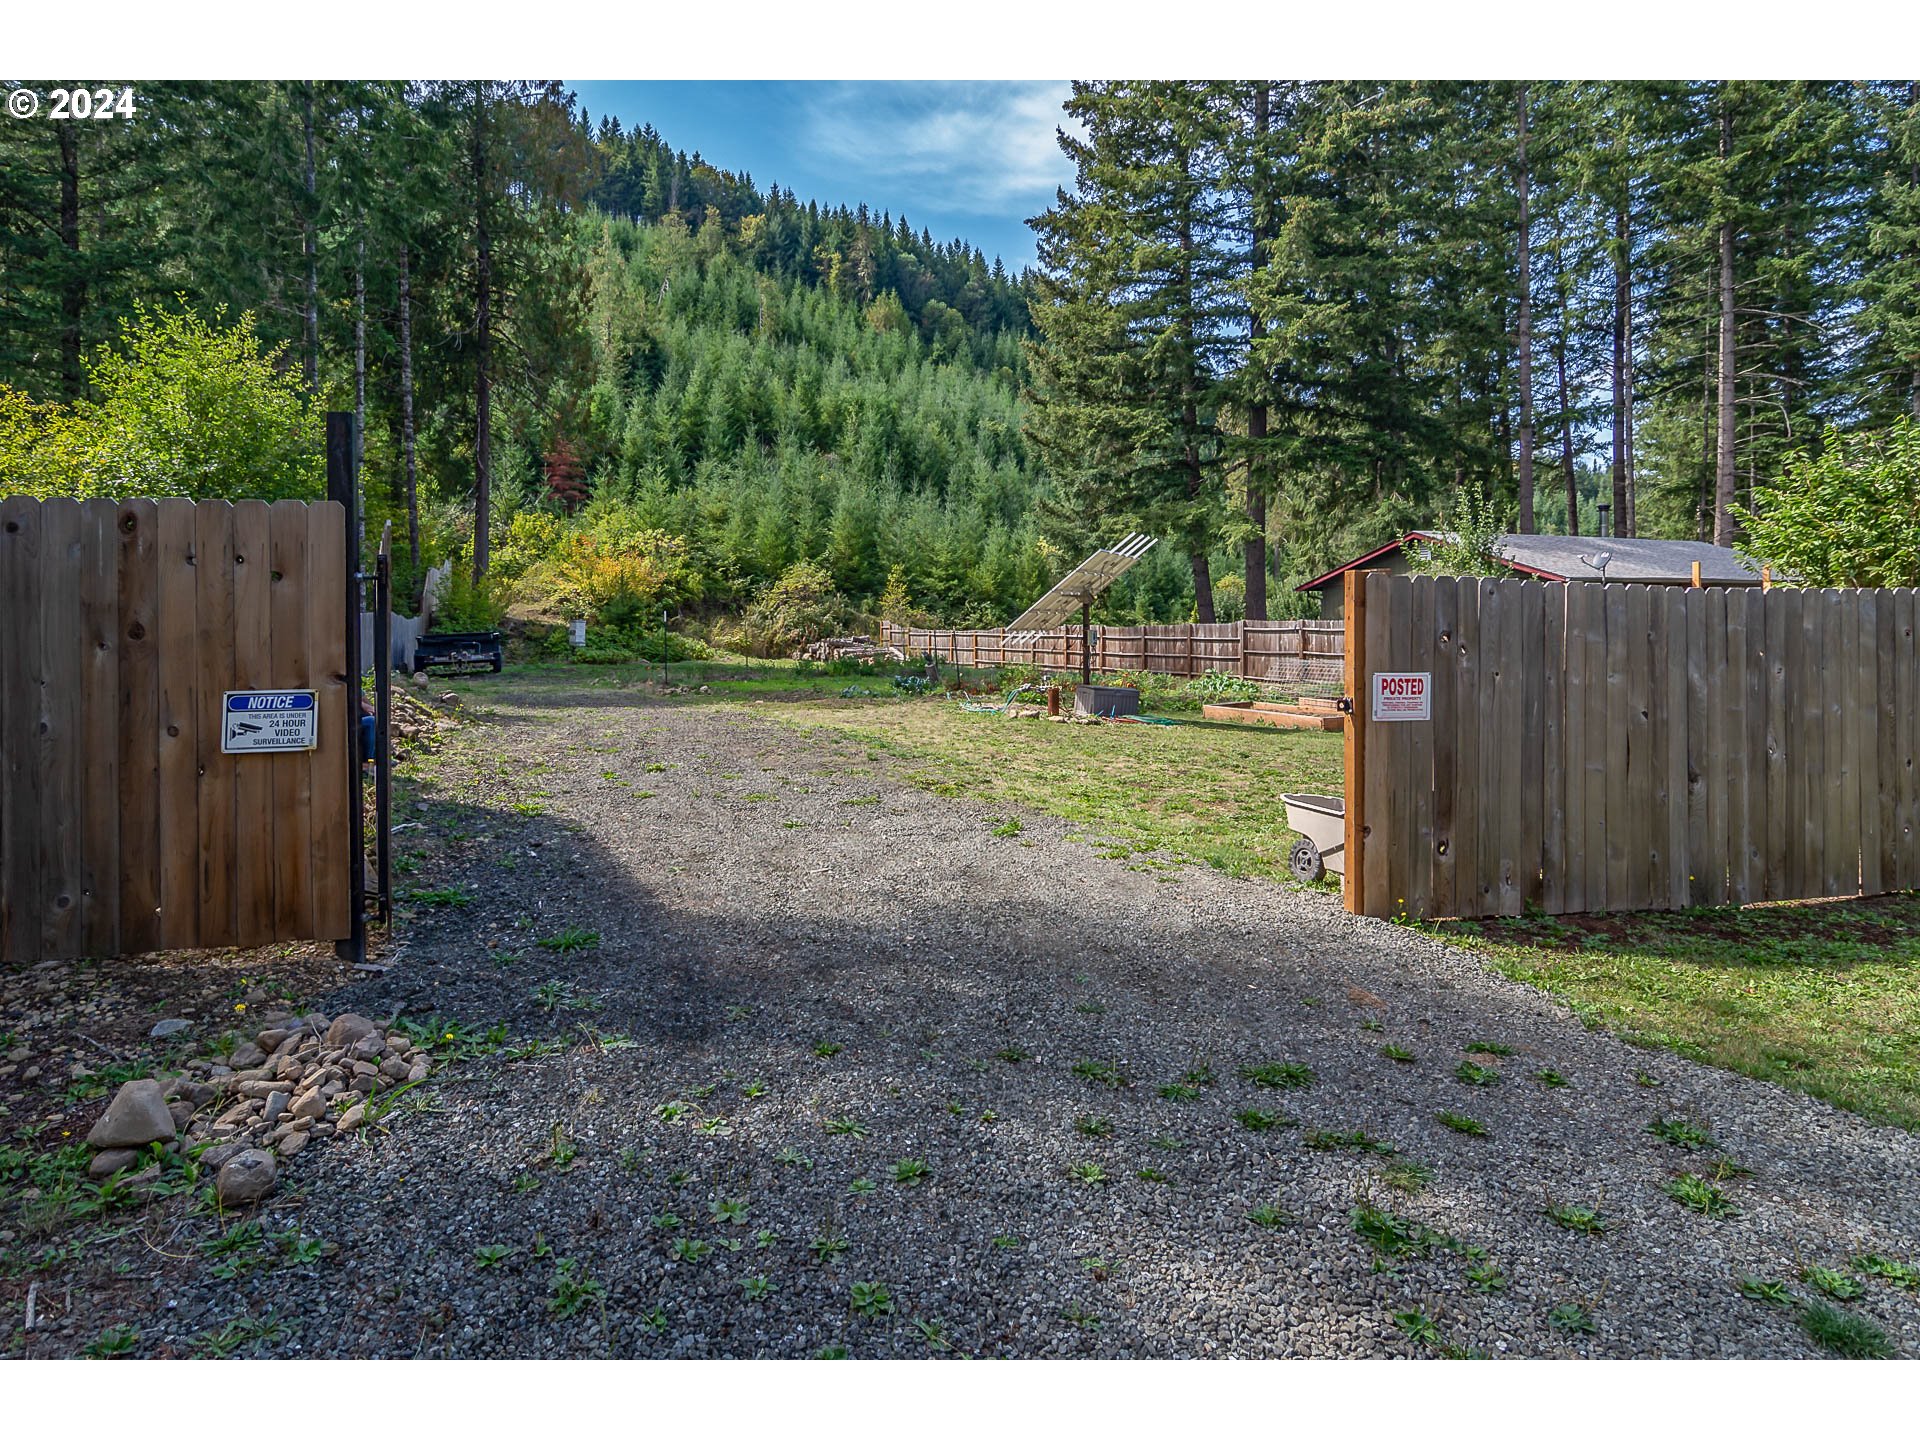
802;81;1080;214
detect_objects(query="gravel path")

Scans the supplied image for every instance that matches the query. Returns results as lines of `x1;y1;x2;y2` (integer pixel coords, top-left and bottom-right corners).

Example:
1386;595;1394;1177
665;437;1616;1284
16;678;1920;1357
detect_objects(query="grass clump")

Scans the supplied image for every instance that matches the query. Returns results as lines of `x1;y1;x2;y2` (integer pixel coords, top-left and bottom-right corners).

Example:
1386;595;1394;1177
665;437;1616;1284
1798;1301;1894;1358
1239;1061;1315;1090
1437;1111;1487;1137
1303;1128;1397;1154
1646;1116;1718;1151
1664;1173;1738;1217
1235;1108;1294;1132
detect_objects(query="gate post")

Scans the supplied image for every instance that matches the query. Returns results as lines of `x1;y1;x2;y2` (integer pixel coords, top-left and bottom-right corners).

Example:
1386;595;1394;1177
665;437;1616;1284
1343;570;1367;915
326;413;366;964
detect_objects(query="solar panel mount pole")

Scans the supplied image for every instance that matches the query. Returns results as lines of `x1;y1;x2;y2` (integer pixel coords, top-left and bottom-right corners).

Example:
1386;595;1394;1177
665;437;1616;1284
1081;599;1092;687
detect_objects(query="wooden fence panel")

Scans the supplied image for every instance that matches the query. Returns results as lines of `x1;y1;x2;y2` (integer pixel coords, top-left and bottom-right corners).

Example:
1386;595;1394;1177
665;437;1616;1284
0;495;352;963
116;499;161;955
1347;575;1916;922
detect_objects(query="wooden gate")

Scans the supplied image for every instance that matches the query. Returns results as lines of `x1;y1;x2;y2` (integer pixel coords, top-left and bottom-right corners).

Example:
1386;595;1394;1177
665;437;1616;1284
1343;569;1920;920
1;495;355;963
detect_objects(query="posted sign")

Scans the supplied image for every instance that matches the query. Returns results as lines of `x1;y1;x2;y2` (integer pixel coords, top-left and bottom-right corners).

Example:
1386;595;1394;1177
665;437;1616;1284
1371;672;1430;722
222;690;319;753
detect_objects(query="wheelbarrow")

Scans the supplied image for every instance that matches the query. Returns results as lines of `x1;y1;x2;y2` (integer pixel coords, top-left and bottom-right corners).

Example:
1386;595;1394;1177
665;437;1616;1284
1281;793;1345;883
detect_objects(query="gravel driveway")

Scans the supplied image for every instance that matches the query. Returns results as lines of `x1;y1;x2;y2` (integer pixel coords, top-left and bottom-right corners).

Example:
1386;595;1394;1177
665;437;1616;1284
17;675;1920;1357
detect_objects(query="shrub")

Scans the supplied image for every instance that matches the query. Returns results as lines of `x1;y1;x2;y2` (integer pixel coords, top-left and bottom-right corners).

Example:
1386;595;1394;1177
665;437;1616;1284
739;561;853;656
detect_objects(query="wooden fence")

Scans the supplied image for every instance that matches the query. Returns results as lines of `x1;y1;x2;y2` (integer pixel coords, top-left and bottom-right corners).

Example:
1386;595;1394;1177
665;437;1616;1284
1344;570;1920;921
880;619;1344;687
1;496;355;963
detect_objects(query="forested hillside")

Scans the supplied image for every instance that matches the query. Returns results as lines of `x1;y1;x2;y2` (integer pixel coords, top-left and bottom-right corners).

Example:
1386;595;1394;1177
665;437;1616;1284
4;80;1917;640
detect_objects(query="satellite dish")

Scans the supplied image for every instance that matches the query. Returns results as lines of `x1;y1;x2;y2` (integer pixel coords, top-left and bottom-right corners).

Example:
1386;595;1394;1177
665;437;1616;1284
1579;551;1614;576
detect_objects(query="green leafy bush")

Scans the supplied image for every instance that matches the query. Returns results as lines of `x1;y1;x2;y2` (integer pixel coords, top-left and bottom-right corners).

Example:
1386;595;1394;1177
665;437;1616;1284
0;303;321;502
738;561;853;656
1737;419;1920;587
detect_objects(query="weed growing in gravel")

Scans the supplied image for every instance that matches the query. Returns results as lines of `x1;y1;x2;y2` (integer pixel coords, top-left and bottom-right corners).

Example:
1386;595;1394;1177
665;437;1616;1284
670;1237;713;1264
510;1173;541;1195
1240;1061;1315;1089
1235;1109;1292;1133
1393;1309;1446;1352
533;980;600;1014
538;926;600;953
1437;1111;1487;1137
1068;1161;1108;1186
1062;1304;1101;1331
1184;1064;1218;1088
1454;1060;1502;1087
890;1158;931;1186
776;1147;813;1168
1148;1134;1186;1151
83;1324;140;1358
1464;1041;1514;1057
666;1169;693;1188
548;1259;606;1317
1468;1263;1508;1292
1360;1018;1384;1033
823;1115;868;1138
1548;1301;1597;1335
740;1080;768;1099
995;1047;1032;1064
1380;1162;1434;1194
813;1344;850;1359
653;1101;693;1125
1664;1174;1738;1217
1248;1204;1295;1228
1736;1275;1794;1306
813;1041;844;1059
403;886;474;907
531;1234;554;1259
912;1317;952;1352
1544;1201;1610;1234
849;1281;895;1317
848;1177;877;1195
1136;1167;1171;1184
1534;1069;1569;1088
991;819;1023;837
741;1275;773;1300
709;1197;750;1225
474;1244;514;1269
1634;1071;1662;1088
808;1233;850;1262
1853;1254;1920;1289
1799;1301;1894;1358
1379;1044;1417;1063
543;1124;580;1169
1075;1000;1107;1016
618;1148;642;1173
1304;1129;1397;1154
754;1229;779;1249
1646;1116;1718;1150
1157;1083;1202;1102
1351;1205;1476;1262
1072;1059;1128;1088
991;1234;1022;1250
1074;1115;1115;1139
1801;1265;1863;1301
194;1314;286;1358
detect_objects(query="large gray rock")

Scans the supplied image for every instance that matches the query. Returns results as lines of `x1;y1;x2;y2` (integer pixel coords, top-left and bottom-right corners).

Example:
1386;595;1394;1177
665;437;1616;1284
325;1013;378;1049
86;1079;176;1149
215;1148;277;1206
149;1018;193;1040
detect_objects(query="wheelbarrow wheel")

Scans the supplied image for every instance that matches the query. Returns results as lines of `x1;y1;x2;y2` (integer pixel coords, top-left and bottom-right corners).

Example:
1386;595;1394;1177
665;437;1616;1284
1288;837;1326;884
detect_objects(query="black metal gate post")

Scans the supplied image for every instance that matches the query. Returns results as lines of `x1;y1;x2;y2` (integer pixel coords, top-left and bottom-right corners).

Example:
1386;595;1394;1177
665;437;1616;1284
326;412;366;965
374;522;393;928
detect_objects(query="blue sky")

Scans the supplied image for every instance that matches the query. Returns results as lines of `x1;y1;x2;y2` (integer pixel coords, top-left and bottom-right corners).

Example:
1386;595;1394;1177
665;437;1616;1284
567;81;1077;271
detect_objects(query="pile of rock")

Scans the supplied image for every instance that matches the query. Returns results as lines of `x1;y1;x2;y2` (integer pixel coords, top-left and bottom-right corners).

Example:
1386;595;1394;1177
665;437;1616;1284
83;1011;434;1208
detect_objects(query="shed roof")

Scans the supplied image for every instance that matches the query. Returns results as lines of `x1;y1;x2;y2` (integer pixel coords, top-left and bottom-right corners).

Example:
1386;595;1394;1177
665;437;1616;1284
1297;532;1767;591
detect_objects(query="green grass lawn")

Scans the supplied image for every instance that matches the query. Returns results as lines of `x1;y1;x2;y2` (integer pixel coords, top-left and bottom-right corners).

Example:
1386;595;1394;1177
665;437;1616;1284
777;691;1345;882
1436;901;1920;1129
450;655;1920;1130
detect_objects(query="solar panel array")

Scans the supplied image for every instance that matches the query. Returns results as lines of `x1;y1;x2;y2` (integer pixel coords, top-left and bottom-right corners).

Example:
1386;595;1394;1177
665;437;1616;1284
1003;533;1157;644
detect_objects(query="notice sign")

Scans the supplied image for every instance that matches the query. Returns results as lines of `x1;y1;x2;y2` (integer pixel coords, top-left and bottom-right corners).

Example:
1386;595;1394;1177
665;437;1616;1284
222;690;319;753
1371;672;1431;722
